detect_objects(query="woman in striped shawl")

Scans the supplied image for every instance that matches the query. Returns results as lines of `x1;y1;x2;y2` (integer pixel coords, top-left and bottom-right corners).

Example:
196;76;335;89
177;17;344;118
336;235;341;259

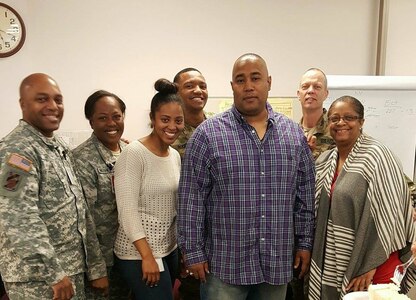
308;96;416;300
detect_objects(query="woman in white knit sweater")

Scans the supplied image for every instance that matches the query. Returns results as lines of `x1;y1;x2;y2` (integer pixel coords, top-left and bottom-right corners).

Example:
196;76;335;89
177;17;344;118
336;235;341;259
113;78;184;300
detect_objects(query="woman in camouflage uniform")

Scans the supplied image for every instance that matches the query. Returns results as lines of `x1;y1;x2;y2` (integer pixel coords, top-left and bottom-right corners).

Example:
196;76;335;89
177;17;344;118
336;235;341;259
73;90;130;299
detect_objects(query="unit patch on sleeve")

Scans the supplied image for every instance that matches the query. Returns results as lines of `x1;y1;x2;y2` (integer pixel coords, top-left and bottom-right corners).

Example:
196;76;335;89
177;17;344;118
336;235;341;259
7;153;32;172
3;171;21;191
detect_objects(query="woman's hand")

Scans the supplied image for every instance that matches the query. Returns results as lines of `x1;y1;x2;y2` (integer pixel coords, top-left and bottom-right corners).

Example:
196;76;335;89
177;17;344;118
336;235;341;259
133;238;160;287
141;256;160;287
346;268;376;292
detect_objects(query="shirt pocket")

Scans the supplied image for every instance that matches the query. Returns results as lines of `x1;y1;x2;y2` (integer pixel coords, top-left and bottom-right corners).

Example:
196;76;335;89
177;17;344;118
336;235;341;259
39;160;70;210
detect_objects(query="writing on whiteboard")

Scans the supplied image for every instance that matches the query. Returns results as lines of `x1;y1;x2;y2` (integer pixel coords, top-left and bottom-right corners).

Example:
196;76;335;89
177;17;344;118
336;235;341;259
325;89;416;179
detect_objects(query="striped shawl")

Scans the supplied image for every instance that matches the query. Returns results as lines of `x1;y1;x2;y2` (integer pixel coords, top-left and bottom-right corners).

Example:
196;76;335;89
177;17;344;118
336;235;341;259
308;134;416;300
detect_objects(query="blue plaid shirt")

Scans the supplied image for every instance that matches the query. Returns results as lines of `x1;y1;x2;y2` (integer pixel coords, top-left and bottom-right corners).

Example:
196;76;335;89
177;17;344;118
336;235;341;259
178;103;316;285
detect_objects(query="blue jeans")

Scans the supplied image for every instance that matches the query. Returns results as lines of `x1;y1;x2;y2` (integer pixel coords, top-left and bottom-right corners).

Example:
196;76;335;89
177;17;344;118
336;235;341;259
201;273;287;300
115;249;178;300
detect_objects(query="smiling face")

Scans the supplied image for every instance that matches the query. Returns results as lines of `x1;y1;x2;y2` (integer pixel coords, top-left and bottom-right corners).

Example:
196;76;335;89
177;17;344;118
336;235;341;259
231;55;271;117
328;100;364;150
151;101;185;147
19;74;64;137
176;70;208;113
297;69;328;112
89;96;125;151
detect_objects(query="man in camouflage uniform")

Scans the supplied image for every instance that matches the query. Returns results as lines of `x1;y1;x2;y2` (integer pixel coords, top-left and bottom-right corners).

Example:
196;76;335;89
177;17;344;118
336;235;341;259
172;68;211;159
172;68;210;300
285;68;335;300
0;73;108;300
73;90;130;299
297;68;335;160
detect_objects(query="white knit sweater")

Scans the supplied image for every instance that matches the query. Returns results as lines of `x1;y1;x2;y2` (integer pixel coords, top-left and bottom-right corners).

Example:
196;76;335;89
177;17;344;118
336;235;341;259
114;141;180;260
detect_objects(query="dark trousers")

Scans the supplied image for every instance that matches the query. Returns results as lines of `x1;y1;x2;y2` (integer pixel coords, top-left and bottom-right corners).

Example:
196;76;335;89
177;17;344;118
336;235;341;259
0;275;6;298
285;277;305;300
115;249;178;300
178;276;201;300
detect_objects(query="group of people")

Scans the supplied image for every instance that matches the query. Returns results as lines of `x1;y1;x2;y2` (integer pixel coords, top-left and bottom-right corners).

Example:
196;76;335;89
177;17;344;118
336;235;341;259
0;53;415;300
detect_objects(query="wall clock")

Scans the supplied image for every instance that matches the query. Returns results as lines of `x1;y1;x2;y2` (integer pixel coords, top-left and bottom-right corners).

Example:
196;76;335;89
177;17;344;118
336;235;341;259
0;2;26;58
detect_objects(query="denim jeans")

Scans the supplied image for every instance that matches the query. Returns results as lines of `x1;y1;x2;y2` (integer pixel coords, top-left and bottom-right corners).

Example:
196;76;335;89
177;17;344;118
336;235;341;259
201;273;287;300
115;249;178;300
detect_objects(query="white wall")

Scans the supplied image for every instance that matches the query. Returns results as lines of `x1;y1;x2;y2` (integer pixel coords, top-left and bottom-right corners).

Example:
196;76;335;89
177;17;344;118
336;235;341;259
2;0;411;141
385;0;416;75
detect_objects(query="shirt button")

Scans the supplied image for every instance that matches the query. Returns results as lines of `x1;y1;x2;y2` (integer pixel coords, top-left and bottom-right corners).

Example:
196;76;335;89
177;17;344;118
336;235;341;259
261;215;265;218
251;130;255;134
261;238;265;241
261;172;265;175
261;194;265;198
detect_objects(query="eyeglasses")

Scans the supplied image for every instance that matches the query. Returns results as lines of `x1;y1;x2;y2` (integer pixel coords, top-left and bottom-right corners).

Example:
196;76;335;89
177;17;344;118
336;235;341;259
328;115;361;124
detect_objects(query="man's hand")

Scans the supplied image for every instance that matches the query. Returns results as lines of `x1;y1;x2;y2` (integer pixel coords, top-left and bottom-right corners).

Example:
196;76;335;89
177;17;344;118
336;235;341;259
346;269;376;292
187;262;209;283
52;276;74;300
294;250;311;279
90;276;109;296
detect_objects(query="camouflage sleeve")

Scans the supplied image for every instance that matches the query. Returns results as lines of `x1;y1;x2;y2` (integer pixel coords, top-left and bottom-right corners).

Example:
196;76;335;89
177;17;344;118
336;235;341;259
312;135;335;161
0;155;66;286
72;157;107;281
74;158;99;224
84;205;107;280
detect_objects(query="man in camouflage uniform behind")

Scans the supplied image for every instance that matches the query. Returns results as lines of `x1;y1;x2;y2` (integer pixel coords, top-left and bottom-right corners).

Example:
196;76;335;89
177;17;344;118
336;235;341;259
285;68;335;300
172;68;210;300
297;68;334;161
0;73;108;300
73;90;130;299
172;68;211;159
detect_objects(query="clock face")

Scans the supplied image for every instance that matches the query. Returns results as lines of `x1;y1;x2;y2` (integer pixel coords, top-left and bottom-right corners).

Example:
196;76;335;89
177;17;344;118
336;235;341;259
0;3;25;57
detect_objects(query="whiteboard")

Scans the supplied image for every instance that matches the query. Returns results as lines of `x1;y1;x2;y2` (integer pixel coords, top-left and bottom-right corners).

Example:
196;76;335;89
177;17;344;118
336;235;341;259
325;76;416;180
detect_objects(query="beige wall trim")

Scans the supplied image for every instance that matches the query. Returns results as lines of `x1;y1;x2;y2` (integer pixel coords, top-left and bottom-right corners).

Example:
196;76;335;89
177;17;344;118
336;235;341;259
376;0;389;75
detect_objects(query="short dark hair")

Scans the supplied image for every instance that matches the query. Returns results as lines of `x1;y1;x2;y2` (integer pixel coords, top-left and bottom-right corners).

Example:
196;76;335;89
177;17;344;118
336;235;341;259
150;79;183;119
173;67;201;84
84;90;126;120
328;95;365;119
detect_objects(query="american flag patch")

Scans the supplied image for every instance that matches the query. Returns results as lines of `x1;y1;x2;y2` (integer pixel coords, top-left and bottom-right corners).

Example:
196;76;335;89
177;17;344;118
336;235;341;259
7;153;32;172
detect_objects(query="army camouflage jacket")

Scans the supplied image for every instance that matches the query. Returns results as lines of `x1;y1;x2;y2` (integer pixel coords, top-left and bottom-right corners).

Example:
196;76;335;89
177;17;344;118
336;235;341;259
299;108;335;160
172;112;214;159
73;134;127;267
0;120;107;285
171;123;198;159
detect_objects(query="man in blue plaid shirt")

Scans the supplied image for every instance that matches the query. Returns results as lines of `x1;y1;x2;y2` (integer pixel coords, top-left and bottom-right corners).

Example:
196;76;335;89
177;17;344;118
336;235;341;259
178;53;316;300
